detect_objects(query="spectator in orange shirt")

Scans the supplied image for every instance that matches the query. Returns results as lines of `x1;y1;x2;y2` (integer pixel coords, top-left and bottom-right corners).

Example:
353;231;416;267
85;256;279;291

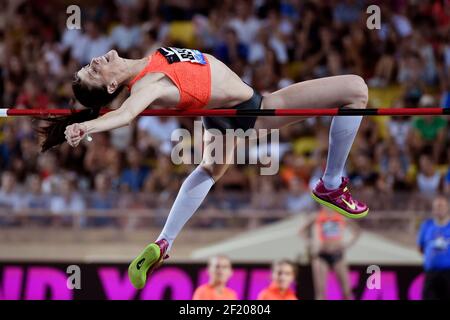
192;255;238;300
257;259;298;300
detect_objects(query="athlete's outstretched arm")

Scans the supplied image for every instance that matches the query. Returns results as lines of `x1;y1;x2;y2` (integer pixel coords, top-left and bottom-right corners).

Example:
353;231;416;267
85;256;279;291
64;86;162;147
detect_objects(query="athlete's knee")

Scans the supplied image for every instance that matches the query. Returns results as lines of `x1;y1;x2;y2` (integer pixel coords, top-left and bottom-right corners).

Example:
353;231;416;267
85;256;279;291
347;75;368;109
199;163;227;181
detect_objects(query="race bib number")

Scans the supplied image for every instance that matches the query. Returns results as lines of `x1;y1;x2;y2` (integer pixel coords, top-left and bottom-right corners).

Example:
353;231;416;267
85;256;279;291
158;47;207;65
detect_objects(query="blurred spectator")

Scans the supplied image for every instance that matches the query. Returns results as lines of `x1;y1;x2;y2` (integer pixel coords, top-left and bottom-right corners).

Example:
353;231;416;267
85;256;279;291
140;27;161;56
416;155;443;198
257;259;298;300
378;145;410;192
192;255;238;300
227;1;261;46
21;174;48;210
348;153;379;191
391;5;413;38
142;154;178;206
50;177;86;225
75;20;112;65
0;171;21;225
110;6;142;53
285;176;316;213
333;0;363;24
410;96;447;162
20;174;50;225
84;132;117;175
37;152;63;194
417;195;450;300
137;116;179;155
89;173;116;227
0;123;21;170
15;77;51;109
119;147;150;192
214;28;248;65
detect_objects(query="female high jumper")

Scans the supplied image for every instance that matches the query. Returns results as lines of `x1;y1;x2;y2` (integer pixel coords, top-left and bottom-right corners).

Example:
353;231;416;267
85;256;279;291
40;47;369;289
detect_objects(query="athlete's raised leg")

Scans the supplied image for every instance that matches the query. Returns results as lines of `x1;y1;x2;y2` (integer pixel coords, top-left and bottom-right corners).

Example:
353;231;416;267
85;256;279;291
128;130;240;289
155;130;238;250
257;75;369;218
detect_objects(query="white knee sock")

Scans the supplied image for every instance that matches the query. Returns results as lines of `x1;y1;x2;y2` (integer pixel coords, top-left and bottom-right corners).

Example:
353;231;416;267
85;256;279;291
322;116;362;190
156;166;215;250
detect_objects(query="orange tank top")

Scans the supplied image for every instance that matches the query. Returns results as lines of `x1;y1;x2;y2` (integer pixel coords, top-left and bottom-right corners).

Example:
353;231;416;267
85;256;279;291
257;283;298;300
315;209;346;242
128;47;211;110
192;284;238;300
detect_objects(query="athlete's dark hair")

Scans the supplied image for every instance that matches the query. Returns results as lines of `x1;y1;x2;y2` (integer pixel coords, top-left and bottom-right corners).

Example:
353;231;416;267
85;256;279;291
39;73;123;152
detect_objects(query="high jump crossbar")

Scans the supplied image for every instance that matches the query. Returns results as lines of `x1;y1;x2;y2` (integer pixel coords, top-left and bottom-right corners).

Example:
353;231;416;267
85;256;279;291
0;108;449;117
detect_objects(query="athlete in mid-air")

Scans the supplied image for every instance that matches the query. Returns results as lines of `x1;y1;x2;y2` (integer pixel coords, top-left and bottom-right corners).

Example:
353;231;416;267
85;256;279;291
40;47;369;289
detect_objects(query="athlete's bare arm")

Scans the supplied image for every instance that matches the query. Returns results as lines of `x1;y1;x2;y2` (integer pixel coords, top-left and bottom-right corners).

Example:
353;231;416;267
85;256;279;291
64;79;164;147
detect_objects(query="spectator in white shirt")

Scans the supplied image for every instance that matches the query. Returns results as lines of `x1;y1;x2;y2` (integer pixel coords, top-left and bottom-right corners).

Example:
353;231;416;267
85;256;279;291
228;1;262;46
137;117;180;155
76;20;113;65
110;6;142;52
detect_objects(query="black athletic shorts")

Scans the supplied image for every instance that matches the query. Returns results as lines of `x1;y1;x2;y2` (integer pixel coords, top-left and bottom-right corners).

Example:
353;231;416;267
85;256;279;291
202;90;263;134
318;251;344;267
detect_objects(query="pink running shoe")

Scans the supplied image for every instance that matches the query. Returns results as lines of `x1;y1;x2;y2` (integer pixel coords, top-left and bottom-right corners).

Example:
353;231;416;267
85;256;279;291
311;177;369;219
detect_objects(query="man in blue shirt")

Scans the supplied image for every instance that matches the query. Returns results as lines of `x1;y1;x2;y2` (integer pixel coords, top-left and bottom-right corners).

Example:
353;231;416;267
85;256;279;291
119;147;150;193
417;195;450;299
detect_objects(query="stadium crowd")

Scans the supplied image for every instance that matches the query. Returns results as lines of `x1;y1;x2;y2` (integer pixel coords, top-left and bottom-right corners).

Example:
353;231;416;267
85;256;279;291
0;0;450;225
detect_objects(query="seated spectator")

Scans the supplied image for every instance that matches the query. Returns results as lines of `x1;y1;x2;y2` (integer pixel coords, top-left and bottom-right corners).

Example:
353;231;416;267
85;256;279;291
410;96;447;162
333;0;363;24
443;149;450;195
110;6;142;53
142;154;178;206
140;27;161;56
50;177;86;226
248;26;288;66
348;153;379;189
379;142;410;190
119;147;150;193
22;174;49;210
89;173;116;227
75;20;112;65
37;152;63;194
368;40;396;87
137;116;179;154
227;1;261;46
386;105;412;152
284;176;315;213
0;124;21;170
192;255;238;300
380;155;410;192
417;155;443;198
250;175;279;210
21;174;50;225
15;77;51;109
0;171;21;226
257;259;298;300
213;28;248;66
83;132;117;176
